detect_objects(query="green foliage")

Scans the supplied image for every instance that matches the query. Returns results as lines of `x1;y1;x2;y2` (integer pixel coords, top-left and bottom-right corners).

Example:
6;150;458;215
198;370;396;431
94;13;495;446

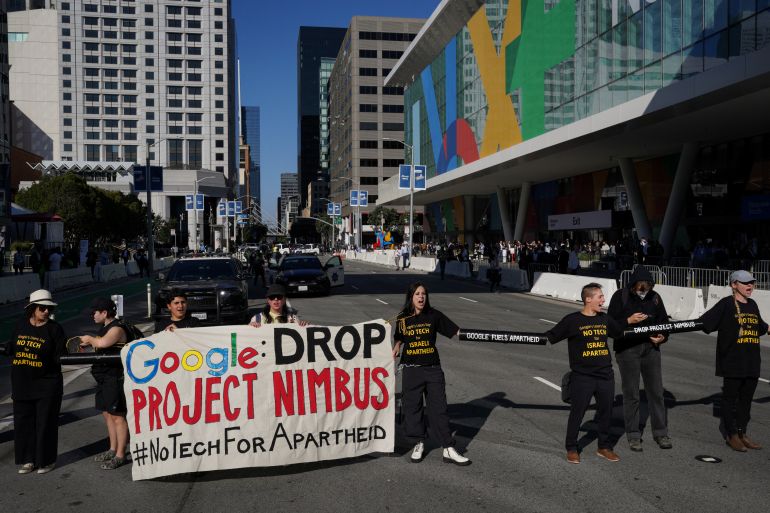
15;174;146;243
369;206;402;231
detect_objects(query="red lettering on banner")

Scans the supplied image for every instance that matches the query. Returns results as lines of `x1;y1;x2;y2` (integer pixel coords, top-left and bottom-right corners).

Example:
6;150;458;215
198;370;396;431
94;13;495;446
132;389;147;434
273;371;294;416
223;375;240;420
354;368;370;409
164;382;181;426
371;367;389;410
334;368;352;411
307;368;331;413
242;372;258;419
182;378;203;424
205;377;221;423
148;387;163;431
238;346;259;369
295;370;306;415
160;352;179;374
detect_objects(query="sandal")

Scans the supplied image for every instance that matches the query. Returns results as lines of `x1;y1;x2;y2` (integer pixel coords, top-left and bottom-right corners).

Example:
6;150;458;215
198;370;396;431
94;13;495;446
101;456;127;470
94;450;116;462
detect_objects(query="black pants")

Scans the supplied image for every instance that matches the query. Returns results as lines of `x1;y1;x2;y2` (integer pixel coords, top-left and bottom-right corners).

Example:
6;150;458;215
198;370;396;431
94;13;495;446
722;377;758;436
615;344;668;440
13;395;62;466
566;373;614;451
402;366;455;448
439;261;446;279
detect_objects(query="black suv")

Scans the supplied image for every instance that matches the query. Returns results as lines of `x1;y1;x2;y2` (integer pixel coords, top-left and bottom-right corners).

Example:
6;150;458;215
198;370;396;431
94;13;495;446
154;257;249;325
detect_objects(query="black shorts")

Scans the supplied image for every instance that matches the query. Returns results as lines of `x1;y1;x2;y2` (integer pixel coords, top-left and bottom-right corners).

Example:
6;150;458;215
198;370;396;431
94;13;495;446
93;370;127;415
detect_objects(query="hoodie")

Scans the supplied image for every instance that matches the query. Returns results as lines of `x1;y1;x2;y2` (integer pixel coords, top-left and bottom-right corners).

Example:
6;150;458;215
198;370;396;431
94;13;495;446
607;266;670;353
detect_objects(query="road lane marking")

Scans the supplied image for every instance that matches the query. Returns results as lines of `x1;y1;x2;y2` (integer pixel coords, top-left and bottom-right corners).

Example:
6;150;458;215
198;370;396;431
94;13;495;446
539;319;557;324
376;299;388;305
459;297;478;303
760;377;770;384
534;376;562;392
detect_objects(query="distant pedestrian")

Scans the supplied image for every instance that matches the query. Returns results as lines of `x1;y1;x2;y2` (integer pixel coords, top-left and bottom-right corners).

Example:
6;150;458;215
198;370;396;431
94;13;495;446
487;252;502;292
437;245;447;280
394;247;401;271
699;270;769;451
13;250;25;275
401;243;410;269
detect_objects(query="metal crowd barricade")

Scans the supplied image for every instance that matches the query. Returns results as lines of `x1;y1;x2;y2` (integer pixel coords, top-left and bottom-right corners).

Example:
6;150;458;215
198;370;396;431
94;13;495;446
754;260;770;274
690;268;731;288
753;271;770;291
661;266;691;287
619;265;666;288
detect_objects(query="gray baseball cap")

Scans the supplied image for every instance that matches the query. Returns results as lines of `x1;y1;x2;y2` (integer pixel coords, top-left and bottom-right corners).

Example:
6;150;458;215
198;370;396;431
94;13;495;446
730;270;755;283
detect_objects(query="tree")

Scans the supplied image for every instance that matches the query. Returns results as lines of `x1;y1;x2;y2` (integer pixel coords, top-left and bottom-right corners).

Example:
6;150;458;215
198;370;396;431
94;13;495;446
314;214;334;245
368;206;402;231
16;174;146;244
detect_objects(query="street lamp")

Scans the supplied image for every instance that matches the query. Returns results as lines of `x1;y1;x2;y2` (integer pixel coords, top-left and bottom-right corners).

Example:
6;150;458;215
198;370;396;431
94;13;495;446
331;175;360;248
316;198;336;247
144;139;165;273
383;137;415;256
194;175;215;252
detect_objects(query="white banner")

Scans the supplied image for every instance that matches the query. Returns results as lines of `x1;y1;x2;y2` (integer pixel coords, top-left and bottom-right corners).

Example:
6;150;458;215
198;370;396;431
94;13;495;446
122;321;394;480
548;210;612;231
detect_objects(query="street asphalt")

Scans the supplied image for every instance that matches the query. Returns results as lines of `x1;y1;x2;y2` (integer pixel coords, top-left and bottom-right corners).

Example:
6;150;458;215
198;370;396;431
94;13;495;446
0;258;769;513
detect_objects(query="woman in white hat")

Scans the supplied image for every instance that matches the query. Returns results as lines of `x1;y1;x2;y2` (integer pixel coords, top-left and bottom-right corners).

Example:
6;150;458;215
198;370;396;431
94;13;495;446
5;289;67;474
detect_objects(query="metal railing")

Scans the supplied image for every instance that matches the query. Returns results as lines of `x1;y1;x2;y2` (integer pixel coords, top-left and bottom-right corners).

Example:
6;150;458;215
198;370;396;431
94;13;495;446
619;265;667;288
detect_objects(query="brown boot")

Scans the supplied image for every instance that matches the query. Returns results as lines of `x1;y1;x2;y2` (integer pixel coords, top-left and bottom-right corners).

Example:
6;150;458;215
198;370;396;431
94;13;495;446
739;433;762;450
726;434;748;452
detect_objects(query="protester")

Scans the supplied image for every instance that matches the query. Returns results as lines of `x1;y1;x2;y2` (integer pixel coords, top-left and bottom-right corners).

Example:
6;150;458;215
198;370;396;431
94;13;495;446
392;282;470;466
154;290;200;332
546;283;645;464
437;244;448;280
249;284;309;327
607;267;671;452
13;250;25;275
78;298;130;470
4;290;66;474
699;270;769;451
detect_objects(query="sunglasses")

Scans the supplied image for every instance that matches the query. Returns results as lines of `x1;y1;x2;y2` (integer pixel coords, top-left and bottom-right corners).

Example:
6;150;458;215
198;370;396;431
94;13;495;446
737;281;756;285
36;305;53;312
267;295;285;301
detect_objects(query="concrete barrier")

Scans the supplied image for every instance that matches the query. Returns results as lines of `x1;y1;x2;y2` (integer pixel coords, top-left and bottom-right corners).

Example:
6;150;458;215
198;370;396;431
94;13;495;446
706;285;770;316
0;273;42;304
445;260;471;278
411;256;437;273
46;267;94;292
531;272;618;303
100;263;128;282
653;284;706;320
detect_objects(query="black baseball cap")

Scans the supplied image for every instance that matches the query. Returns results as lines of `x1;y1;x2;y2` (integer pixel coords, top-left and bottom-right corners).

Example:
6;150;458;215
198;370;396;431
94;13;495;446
266;284;287;298
91;297;116;313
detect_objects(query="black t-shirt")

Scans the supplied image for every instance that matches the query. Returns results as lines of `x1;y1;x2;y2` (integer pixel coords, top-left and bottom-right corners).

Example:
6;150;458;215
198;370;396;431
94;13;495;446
394;308;459;366
608;289;670;353
9;319;66;400
546;312;626;379
154;315;201;334
699;296;768;378
93;319;129;376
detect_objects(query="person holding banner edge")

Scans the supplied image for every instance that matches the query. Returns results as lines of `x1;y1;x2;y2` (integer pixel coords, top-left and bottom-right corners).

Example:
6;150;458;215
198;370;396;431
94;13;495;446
698;270;769;452
545;283;645;464
607;267;671;452
392;282;470;466
154;290;200;333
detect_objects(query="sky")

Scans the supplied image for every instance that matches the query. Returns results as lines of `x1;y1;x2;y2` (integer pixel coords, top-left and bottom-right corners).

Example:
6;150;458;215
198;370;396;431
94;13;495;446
231;0;439;222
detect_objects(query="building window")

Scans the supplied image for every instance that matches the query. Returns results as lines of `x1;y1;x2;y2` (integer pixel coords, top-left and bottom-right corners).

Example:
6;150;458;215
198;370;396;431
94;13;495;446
382;122;404;131
168;140;184;168
382;104;404;113
359;67;377;76
360;159;378;167
104;144;120;160
360;104;378;112
188;140;202;168
360;140;378;149
359;85;377;94
382;50;403;59
359;122;378;131
216;153;224;161
383;159;404;167
382;86;404;95
359;49;377;58
85;144;100;160
124;146;138;162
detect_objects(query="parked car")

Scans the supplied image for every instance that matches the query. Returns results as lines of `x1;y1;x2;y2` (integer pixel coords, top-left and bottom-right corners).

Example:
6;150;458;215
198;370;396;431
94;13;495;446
154;257;249;325
301;244;320;255
270;255;344;295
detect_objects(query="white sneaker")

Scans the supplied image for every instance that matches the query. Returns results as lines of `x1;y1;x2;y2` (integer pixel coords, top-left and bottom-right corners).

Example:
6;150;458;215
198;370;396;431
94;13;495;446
17;463;35;474
442;447;471;466
410;442;424;463
37;463;55;474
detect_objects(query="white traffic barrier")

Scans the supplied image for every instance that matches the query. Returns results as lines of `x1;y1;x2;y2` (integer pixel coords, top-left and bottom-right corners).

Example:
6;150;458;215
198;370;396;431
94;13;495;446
706;285;770;316
653;284;706;321
410;256;437;272
46;267;94;292
0;273;41;304
501;268;530;291
445;260;471;278
100;263;128;282
530;272;618;303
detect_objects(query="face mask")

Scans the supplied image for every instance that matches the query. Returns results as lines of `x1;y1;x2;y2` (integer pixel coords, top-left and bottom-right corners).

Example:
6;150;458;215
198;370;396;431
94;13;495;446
636;291;648;300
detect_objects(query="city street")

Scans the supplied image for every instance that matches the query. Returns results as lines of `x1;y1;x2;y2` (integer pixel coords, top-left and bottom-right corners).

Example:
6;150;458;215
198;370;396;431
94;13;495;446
1;258;769;512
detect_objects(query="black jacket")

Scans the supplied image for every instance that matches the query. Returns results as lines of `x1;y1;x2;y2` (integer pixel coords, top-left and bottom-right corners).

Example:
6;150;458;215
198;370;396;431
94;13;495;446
607;267;670;353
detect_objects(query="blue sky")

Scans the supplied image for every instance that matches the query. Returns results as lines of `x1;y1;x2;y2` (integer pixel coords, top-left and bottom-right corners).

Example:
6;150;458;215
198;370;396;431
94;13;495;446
232;0;438;220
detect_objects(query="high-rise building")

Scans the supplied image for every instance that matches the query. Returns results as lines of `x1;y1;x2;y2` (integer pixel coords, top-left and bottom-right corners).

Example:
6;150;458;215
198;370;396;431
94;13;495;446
241;105;260;219
0;2;11;251
297;26;346;210
328;16;425;245
280;172;299;227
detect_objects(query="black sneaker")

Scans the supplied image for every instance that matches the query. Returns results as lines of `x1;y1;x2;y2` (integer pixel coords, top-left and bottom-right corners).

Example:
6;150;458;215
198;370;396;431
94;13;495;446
654;436;673;449
629;439;643;452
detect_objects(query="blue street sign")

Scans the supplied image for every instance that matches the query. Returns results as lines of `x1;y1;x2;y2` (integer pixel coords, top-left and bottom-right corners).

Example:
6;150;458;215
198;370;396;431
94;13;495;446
350;190;359;207
238;213;248;220
218;200;226;216
195;194;204;211
227;201;235;216
333;203;341;216
235;201;243;214
359;190;368;207
185;195;194;210
399;164;411;190
327;202;334;216
414;165;427;191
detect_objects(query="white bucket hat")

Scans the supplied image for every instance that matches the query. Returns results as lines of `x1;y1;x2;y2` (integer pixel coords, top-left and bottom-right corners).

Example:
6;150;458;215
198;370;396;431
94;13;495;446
27;289;57;308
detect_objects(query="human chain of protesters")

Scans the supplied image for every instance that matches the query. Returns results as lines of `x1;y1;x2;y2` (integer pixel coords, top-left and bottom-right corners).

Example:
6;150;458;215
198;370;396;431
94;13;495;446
2;268;768;475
